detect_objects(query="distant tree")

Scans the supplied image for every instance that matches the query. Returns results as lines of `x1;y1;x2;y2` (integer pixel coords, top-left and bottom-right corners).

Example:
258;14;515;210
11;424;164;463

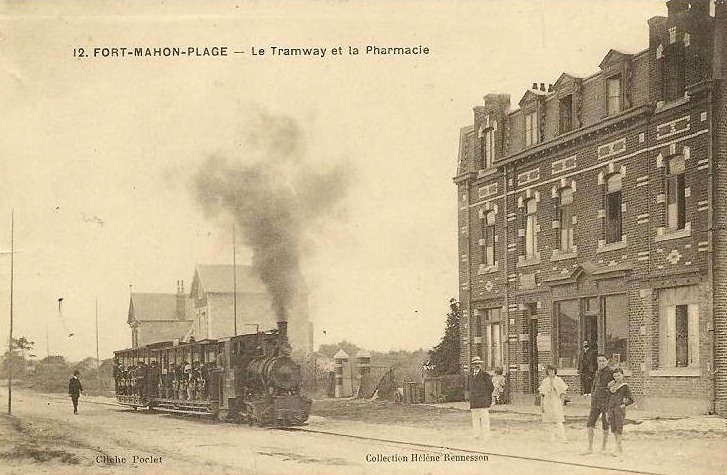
40;355;67;365
75;356;99;373
317;340;362;360
428;298;461;375
1;336;35;377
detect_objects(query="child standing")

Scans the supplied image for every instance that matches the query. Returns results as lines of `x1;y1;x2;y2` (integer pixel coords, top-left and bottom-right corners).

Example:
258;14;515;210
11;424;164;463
606;368;634;456
492;368;506;404
538;365;568;442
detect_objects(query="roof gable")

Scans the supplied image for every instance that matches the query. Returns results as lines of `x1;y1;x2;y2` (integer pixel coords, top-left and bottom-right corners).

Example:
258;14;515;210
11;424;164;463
192;264;268;295
128;293;192;323
599;49;632;70
518;88;548;107
552;73;582;90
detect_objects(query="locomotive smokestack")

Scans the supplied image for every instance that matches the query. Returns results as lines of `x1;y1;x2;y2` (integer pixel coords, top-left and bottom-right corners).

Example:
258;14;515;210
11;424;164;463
278;320;288;340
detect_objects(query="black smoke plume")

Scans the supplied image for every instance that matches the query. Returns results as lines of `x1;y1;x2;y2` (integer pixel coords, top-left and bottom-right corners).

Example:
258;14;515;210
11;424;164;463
193;111;350;321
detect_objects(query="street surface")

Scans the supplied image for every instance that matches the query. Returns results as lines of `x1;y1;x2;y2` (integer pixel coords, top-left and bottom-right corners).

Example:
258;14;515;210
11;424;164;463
1;389;725;475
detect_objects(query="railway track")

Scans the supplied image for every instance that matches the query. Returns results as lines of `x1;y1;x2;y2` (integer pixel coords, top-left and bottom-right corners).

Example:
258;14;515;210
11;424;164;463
41;394;666;475
279;426;665;475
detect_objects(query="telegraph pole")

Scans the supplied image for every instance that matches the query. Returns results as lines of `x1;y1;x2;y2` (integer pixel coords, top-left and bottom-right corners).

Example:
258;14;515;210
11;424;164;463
7;210;15;415
232;222;238;336
95;297;102;390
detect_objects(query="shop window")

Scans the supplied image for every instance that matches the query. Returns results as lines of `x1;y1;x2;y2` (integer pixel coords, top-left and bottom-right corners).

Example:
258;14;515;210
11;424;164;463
556;300;579;369
603;294;628;366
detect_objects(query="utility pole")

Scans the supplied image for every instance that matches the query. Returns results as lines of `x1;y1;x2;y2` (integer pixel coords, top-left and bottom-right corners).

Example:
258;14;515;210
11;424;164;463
95;297;102;390
232;222;238;336
7;210;14;415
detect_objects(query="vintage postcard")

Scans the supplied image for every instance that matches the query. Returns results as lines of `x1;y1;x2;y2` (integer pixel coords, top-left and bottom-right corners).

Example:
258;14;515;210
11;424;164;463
1;0;726;474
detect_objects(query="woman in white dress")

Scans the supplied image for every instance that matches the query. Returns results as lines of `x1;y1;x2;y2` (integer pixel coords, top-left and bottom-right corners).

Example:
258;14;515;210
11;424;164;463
538;364;568;442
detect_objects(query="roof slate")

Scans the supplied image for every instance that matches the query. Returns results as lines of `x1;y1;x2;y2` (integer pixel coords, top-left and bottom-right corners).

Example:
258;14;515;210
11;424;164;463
128;293;192;324
192;264;268;294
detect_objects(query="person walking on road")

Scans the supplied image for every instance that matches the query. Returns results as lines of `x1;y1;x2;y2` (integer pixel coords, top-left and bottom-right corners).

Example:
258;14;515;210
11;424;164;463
583;354;615;454
68;370;83;414
538;364;568;442
469;357;494;440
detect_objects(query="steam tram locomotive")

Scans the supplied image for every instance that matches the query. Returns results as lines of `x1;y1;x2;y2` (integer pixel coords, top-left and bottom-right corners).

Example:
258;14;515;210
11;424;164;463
113;322;311;426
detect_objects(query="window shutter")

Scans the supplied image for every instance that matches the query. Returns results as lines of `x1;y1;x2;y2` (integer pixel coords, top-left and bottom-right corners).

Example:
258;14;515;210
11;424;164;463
660;306;676;367
688;304;699;366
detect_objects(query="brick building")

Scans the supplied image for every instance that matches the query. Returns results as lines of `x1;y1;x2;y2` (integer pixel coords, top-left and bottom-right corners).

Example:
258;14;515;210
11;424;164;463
454;0;727;415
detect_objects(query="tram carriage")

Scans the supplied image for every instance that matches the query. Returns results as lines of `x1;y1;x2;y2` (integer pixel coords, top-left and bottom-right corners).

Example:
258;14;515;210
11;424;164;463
113;321;311;426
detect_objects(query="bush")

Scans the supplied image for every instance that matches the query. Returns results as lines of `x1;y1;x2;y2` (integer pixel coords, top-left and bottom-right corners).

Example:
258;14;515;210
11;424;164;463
443;387;464;403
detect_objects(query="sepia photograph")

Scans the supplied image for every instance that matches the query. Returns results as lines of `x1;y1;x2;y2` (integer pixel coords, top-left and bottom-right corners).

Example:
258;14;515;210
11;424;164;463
1;0;726;474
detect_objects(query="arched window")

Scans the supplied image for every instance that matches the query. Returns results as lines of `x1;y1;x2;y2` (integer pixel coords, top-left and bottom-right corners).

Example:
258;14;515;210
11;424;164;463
605;174;622;244
666;155;686;230
558;187;574;252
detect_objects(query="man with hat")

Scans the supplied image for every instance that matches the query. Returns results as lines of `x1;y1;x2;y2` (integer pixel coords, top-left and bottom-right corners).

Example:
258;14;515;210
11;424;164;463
68;370;83;414
469;356;494;439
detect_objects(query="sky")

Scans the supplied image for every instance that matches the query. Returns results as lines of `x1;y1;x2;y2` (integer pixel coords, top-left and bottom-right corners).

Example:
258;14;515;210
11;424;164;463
0;0;668;361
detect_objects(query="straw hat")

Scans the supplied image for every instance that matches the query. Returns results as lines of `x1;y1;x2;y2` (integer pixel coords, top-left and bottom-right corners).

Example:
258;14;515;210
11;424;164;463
471;357;484;365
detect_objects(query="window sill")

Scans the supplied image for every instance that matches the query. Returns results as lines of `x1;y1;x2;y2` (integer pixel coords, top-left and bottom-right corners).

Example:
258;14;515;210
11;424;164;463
477;168;499;179
596;240;627;253
650;367;701;377
654;96;690;114
478;263;499;274
654;227;691;242
517;256;541;268
557;368;632;377
551;248;578;261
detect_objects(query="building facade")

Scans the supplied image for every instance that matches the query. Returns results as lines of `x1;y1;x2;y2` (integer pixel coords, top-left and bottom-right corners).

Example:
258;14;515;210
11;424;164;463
127;281;194;347
189;264;313;352
454;0;727;415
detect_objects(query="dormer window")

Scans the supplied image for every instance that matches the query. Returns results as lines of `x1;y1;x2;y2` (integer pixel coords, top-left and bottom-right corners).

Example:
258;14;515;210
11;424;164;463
607;76;622;116
479;126;494;170
669;26;677;44
559;95;573;134
662;40;685;102
525;111;538;147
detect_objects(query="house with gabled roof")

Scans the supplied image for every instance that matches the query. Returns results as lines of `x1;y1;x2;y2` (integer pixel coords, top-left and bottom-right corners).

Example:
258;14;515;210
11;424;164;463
127;280;194;347
189;264;312;352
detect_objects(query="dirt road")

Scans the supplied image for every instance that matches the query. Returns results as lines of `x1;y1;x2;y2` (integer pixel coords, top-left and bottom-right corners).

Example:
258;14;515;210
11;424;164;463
2;390;725;475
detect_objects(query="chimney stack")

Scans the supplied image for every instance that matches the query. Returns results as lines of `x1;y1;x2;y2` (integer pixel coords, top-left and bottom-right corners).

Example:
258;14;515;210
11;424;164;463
532;82;538;90
540;83;546;91
666;0;689;16
176;280;186;320
547;84;554;92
